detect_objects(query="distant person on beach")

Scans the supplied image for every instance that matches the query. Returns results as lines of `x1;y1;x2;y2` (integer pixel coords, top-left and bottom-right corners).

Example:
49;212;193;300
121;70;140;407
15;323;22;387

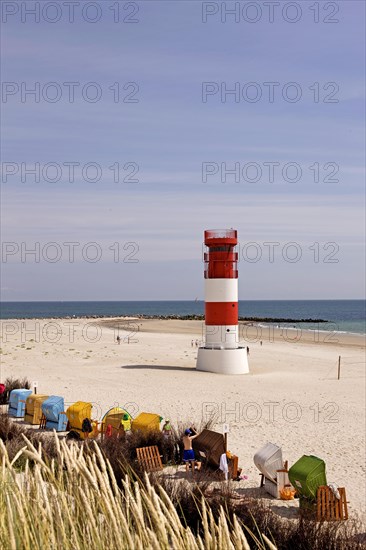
116;336;121;344
260;341;262;346
191;340;194;347
163;419;172;437
183;427;200;475
246;346;250;355
195;339;198;347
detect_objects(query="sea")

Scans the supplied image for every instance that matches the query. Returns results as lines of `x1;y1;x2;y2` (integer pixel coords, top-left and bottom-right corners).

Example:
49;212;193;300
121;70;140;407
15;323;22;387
0;300;365;335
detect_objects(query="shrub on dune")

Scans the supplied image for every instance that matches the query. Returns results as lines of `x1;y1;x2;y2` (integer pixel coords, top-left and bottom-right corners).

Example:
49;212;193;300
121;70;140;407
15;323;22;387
0;376;31;405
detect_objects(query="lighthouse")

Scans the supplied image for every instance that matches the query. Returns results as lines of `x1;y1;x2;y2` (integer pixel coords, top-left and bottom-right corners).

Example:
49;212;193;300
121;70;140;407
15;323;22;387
196;229;249;375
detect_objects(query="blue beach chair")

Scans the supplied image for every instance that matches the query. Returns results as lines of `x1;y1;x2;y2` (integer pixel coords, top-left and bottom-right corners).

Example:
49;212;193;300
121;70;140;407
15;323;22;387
41;396;67;431
8;389;32;418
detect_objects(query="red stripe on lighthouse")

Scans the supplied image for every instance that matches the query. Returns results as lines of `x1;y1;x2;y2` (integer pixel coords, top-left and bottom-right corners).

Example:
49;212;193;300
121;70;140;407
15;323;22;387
205;302;238;326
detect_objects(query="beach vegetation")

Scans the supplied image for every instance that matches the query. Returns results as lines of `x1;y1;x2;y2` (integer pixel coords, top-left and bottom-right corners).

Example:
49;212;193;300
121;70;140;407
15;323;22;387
0;377;32;405
0;415;364;549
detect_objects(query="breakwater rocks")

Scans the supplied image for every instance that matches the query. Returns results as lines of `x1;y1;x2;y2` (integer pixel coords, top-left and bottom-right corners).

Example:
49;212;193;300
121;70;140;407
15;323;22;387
239;317;329;324
113;314;329;323
103;314;329;323
3;314;329;323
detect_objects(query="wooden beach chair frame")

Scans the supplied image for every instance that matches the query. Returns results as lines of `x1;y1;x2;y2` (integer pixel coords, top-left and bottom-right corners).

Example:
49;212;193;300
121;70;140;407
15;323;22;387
228;454;239;480
316;485;348;521
136;445;163;473
39;411;67;431
39;413;47;429
316;486;348;521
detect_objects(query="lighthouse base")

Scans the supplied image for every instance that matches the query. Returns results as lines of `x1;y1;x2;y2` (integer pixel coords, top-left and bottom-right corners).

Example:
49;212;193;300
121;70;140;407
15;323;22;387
196;347;249;375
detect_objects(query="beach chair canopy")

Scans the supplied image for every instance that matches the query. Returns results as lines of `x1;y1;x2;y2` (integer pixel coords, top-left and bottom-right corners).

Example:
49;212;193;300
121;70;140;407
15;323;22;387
192;429;226;469
42;396;65;422
254;442;283;483
25;394;49;424
102;407;132;431
289;455;327;499
131;412;162;433
8;389;32;417
9;389;32;408
66;401;92;430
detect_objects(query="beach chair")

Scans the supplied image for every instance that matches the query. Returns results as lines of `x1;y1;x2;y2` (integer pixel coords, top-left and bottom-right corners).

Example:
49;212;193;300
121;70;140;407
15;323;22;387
317;486;348;521
0;383;6;405
193;429;226;469
41;396;68;431
136;445;163;473
24;394;49;425
8;389;32;418
131;412;162;433
289;455;327;510
66;401;99;440
101;407;132;439
192;429;240;480
254;442;291;498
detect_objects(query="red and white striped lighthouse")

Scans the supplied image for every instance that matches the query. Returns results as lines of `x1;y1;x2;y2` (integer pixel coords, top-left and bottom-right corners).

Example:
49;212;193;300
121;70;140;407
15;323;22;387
196;229;249;374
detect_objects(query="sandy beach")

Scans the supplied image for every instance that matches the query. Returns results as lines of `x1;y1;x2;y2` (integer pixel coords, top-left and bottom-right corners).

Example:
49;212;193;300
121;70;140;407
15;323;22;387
1;317;365;521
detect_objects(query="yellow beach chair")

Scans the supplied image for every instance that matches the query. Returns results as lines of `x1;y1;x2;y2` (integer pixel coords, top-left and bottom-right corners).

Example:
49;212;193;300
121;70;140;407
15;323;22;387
24;394;49;425
131;412;162;433
66;401;98;440
101;407;132;439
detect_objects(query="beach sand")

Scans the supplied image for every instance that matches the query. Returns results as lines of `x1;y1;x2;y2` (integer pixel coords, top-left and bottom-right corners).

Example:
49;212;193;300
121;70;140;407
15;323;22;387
1;317;365;521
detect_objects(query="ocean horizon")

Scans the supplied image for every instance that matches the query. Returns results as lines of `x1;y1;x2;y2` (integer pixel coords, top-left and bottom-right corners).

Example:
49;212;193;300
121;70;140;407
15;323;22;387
1;300;365;335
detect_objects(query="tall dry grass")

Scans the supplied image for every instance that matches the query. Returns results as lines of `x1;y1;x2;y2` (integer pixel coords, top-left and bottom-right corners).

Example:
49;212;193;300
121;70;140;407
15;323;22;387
0;433;275;550
1;415;364;549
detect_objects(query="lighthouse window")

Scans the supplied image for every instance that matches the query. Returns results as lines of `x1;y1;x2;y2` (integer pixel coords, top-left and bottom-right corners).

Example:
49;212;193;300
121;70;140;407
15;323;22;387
209;246;231;252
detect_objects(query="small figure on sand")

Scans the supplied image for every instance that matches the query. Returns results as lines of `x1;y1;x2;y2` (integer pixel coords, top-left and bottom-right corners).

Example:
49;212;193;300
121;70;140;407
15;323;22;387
260;341;262;346
191;339;194;347
246;346;250;355
121;413;131;435
195;339;198;347
183;427;200;475
116;335;121;345
162;419;172;437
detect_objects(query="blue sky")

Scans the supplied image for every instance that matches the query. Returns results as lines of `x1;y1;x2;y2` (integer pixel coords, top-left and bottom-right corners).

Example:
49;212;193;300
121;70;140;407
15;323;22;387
1;1;365;300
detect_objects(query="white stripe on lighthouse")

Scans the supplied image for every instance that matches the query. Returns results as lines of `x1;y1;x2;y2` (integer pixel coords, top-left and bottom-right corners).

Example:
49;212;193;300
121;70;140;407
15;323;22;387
205;278;238;303
205;325;239;349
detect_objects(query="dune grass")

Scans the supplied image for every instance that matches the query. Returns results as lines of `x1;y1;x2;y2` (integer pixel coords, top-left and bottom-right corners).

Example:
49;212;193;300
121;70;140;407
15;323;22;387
0;433;274;550
0;415;364;549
